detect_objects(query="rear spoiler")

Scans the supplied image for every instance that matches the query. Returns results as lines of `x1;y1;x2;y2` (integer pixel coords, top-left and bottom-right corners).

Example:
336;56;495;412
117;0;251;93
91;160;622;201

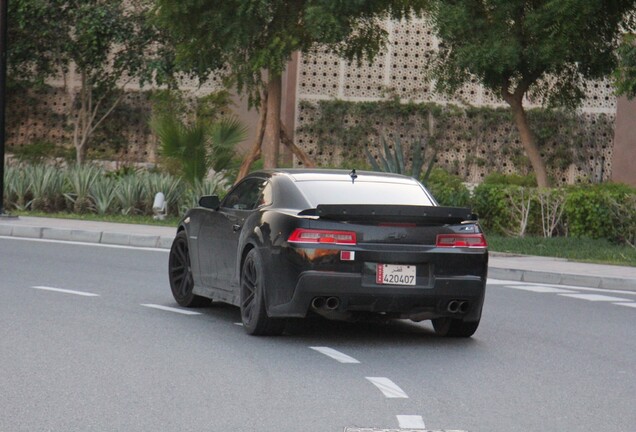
299;205;477;225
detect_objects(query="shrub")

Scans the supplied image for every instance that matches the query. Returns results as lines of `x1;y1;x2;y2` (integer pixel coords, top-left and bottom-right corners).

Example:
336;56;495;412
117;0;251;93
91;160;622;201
5;165;31;210
424;168;471;207
472;183;544;236
144;172;185;216
564;183;636;242
179;173;229;214
28;164;66;211
116;174;146;215
366;134;436;181
90;176;118;215
471;183;516;234
482;172;537;187
65;165;102;213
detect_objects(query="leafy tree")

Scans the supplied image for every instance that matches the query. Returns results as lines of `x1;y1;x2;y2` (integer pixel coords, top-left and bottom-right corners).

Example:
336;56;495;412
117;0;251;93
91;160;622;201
154;0;424;180
8;0;174;164
614;33;636;98
422;0;635;187
8;0;67;84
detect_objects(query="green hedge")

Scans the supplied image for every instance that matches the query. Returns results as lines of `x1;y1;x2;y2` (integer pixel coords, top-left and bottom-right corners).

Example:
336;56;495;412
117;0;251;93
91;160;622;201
470;179;636;243
564;183;636;242
424;168;471;207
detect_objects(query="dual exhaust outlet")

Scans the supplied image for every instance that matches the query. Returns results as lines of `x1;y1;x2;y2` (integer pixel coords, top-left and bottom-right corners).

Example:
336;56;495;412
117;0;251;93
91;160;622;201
311;296;340;311
447;299;470;314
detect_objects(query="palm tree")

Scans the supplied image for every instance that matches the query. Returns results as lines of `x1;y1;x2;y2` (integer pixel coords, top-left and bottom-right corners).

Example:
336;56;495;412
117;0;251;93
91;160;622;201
152;115;247;185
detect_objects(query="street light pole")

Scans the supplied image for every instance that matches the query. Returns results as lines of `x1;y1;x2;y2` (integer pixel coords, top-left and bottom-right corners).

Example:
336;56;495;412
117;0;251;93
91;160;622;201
0;0;10;217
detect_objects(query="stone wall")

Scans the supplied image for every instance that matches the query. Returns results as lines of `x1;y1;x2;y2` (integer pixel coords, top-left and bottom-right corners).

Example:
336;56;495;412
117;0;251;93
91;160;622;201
294;18;617;184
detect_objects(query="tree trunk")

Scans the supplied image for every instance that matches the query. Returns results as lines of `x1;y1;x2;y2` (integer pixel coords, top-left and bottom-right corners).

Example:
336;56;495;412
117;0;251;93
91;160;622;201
280;124;314;167
73;73;90;165
505;93;550;187
71;70;129;165
236;94;268;183
262;72;281;169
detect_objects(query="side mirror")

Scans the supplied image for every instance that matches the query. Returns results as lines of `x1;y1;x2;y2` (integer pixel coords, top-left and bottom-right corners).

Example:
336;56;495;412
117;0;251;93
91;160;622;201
199;195;220;210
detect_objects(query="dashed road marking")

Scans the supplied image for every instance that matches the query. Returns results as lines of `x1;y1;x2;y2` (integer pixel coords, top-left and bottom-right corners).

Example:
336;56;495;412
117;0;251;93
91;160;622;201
234;322;244;326
366;377;409;398
140;304;201;315
310;346;360;364
396;415;426;429
31;286;100;297
559;293;631;302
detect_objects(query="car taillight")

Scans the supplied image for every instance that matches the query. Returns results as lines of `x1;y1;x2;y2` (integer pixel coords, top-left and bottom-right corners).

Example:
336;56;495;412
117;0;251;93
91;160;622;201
288;228;357;245
436;233;487;248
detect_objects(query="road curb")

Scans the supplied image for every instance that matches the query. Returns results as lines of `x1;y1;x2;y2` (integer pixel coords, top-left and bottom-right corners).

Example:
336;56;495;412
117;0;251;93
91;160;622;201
0;224;172;249
488;267;636;291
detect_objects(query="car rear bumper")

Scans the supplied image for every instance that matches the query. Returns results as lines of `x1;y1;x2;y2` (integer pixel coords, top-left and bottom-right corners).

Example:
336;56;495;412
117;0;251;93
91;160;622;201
267;270;486;322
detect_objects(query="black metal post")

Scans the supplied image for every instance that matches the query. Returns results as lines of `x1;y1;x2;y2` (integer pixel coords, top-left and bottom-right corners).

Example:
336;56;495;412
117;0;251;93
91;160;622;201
0;0;7;215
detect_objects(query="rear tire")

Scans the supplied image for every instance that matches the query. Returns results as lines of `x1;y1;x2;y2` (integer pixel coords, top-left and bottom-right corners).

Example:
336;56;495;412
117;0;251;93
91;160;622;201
432;317;479;338
240;249;285;336
168;231;208;307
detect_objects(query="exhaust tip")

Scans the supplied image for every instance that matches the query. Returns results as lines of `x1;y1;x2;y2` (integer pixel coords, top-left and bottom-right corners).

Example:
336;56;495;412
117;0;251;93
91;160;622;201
447;300;460;313
325;296;340;310
459;301;470;314
311;297;326;309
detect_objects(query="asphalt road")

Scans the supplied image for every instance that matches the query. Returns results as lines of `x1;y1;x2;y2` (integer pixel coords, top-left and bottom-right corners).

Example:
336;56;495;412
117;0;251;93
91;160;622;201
1;236;635;432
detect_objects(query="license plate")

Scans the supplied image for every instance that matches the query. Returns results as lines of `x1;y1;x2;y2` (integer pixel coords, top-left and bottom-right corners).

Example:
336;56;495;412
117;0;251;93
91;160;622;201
376;264;416;285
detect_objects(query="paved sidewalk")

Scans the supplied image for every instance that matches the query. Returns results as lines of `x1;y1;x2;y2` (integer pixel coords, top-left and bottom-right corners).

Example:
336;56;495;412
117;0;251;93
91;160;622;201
2;216;635;291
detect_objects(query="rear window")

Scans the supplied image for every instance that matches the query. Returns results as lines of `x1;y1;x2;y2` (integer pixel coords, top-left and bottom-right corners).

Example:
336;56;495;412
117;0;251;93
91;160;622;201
295;180;435;206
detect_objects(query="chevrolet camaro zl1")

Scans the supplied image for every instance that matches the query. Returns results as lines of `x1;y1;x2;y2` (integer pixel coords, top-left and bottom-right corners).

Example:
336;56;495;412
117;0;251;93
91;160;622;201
168;169;488;337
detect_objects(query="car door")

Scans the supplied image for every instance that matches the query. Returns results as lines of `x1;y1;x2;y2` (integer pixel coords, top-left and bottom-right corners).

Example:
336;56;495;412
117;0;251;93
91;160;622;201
198;177;268;290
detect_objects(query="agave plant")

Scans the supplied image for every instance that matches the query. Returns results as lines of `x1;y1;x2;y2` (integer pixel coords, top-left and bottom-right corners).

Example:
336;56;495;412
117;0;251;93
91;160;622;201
144;172;185;216
28;164;66;211
116;174;145;215
90;176;118;215
5;165;31;211
365;135;437;183
180;172;230;214
64;164;102;213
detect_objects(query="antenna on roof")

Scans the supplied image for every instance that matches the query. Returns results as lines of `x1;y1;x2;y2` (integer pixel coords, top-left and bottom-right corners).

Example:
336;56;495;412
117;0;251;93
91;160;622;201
350;169;357;184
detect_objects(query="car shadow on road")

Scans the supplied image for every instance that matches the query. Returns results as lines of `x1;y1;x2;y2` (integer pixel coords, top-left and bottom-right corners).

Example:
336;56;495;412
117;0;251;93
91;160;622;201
197;302;479;348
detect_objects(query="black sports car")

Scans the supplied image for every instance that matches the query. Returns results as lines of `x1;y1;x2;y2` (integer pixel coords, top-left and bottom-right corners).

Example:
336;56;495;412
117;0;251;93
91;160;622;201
168;169;488;337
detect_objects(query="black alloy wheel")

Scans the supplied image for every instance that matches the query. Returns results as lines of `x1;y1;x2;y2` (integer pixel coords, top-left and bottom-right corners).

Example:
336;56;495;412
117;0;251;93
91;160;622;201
240;248;285;336
169;231;208;307
432;317;480;337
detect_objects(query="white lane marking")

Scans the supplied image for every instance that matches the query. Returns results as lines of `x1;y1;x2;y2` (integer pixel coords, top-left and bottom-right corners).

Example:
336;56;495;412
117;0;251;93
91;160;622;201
397;415;426;429
234;322;244;326
491;279;636;297
488;279;529;285
0;236;169;252
366;377;409;398
310;346;360;364
614;302;636;308
31;286;100;297
559;294;631;302
504;285;577;294
140;304;201;315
